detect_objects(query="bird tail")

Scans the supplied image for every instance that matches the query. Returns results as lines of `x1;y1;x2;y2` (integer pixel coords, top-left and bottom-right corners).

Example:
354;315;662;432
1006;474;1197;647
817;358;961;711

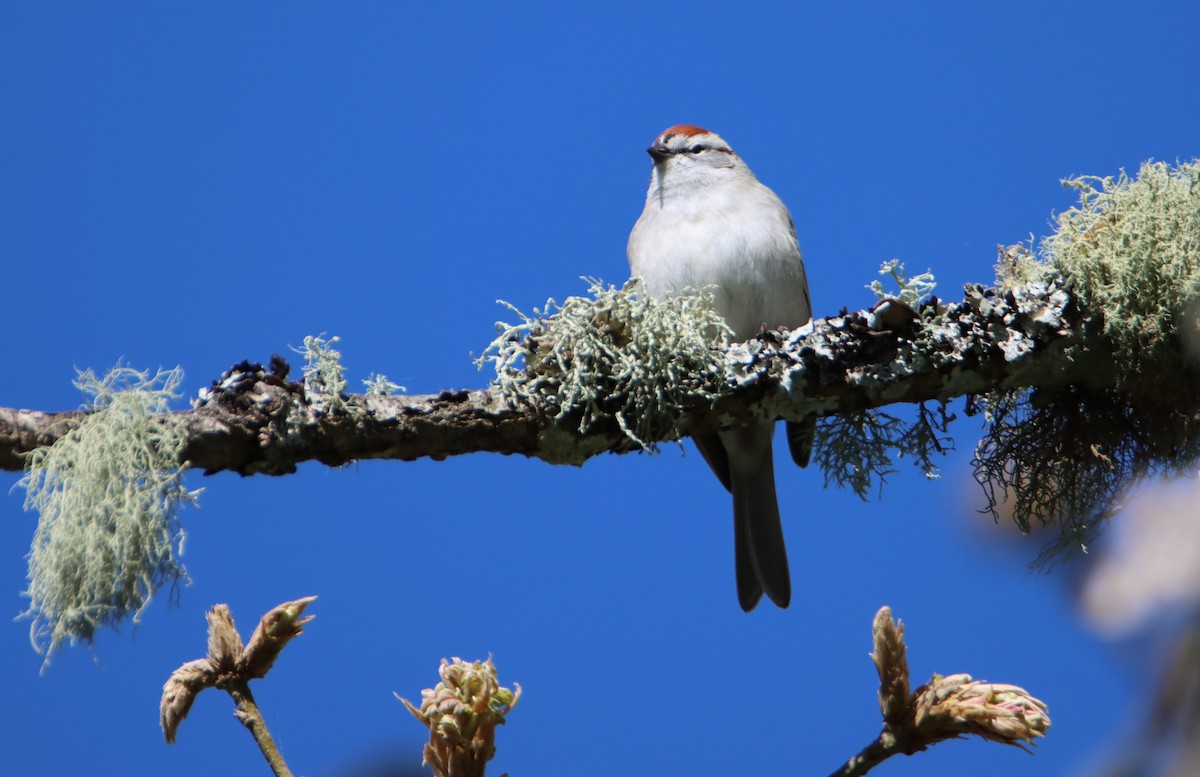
724;425;791;611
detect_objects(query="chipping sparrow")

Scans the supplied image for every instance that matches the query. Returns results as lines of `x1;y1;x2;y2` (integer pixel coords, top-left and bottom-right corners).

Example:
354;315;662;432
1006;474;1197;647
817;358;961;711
627;124;813;611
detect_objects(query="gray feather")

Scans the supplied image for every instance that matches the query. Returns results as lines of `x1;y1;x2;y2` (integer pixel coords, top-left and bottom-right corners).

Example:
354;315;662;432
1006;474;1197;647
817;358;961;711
723;424;791;611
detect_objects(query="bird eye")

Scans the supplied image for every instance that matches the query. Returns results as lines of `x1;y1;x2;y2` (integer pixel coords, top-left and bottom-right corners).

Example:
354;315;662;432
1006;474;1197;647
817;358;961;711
688;145;704;154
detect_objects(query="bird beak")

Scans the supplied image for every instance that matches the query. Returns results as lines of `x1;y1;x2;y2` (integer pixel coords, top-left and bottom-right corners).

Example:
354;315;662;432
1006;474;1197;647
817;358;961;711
646;141;670;163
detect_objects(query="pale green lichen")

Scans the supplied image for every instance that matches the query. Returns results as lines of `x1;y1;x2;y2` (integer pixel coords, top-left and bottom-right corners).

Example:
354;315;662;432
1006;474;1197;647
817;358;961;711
477;278;730;450
994;238;1060;290
868;259;937;308
19;367;202;662
364;373;404;397
296;334;347;413
1045;160;1200;370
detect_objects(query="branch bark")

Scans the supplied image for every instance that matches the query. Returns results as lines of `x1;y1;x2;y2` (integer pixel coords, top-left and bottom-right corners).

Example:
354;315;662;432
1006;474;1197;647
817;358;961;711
0;280;1108;476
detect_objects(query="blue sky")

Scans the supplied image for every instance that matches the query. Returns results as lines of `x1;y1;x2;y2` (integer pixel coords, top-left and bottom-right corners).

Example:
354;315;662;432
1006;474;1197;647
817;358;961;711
2;3;1198;776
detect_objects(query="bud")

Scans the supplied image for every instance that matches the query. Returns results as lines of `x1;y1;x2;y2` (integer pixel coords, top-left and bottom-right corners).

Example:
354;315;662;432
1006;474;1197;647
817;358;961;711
236;595;317;679
397;656;521;777
913;673;1051;749
205;604;243;673
870;606;910;726
160;659;217;744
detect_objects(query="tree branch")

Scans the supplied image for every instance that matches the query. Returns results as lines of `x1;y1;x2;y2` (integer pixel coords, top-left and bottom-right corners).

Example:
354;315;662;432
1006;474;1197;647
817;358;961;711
0;279;1105;476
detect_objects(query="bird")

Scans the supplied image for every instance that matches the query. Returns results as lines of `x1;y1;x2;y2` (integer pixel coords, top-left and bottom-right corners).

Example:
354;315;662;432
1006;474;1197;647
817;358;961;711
627;124;813;611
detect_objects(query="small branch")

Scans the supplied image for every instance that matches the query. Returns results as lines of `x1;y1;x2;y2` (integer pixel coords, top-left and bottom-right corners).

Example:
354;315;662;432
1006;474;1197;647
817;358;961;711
225;680;293;777
829;606;1052;776
829;735;902;777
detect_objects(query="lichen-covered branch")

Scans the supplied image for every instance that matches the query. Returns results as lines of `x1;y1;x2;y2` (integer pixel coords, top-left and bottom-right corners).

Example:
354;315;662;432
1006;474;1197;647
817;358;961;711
0;278;1095;477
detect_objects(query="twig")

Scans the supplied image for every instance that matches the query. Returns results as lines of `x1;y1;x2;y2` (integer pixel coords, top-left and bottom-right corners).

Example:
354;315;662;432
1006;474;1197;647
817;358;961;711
224;679;293;777
829;735;903;777
827;606;1051;776
160;596;317;777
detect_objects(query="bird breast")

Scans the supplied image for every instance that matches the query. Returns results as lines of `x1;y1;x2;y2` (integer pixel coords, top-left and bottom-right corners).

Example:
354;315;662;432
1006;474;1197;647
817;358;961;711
628;182;810;340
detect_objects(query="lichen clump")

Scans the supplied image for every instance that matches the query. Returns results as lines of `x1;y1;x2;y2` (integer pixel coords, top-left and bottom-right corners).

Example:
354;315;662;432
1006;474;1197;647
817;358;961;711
1044;161;1200;378
977;160;1200;562
296;334;348;413
478;278;732;450
20;367;201;661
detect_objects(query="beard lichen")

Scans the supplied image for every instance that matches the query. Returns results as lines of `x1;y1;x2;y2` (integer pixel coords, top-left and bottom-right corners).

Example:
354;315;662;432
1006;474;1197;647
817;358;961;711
19;367;201;663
